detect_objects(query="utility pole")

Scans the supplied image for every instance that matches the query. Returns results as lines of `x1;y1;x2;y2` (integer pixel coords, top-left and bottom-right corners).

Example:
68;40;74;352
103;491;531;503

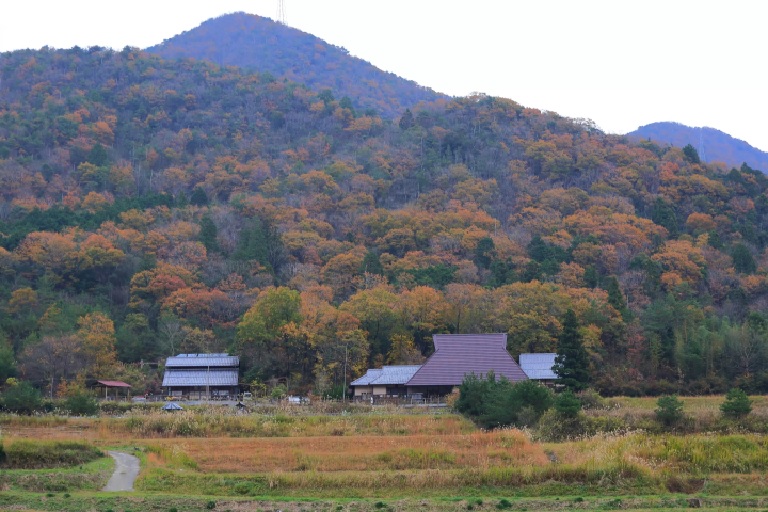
342;344;348;402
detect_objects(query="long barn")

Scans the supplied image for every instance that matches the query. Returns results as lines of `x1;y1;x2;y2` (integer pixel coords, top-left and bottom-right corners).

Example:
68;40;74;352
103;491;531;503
162;353;239;400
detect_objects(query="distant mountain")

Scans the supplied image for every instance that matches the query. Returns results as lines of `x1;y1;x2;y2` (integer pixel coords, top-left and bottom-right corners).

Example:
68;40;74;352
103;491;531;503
626;122;768;172
146;12;446;119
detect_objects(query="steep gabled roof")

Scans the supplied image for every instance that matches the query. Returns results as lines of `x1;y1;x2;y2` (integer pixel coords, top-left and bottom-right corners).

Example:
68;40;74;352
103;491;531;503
407;334;528;386
519;353;558;380
165;353;239;368
351;366;421;387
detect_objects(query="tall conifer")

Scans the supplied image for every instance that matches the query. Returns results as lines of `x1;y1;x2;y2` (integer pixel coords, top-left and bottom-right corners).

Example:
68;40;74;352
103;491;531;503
553;309;590;390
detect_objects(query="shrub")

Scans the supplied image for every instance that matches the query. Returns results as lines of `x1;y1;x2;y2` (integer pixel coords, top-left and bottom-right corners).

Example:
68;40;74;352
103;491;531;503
481;379;553;429
554;389;581;419
720;388;752;419
64;393;99;416
577;388;606;410
655;395;684;428
1;381;42;414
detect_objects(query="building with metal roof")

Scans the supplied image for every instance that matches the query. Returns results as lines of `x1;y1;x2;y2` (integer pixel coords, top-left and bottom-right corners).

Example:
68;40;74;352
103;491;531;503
519;353;558;381
350;365;421;398
162;353;240;400
406;334;528;395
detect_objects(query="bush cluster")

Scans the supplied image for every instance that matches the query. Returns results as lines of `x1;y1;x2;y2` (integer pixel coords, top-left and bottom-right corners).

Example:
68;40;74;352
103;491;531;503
0;440;103;469
454;372;553;429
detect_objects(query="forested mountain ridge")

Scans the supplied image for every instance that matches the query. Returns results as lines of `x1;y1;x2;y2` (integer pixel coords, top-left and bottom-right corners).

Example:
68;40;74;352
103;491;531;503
145;12;445;120
1;46;767;399
627;122;768;172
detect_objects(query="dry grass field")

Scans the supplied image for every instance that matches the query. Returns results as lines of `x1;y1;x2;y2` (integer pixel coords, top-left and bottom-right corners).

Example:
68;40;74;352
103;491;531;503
3;396;768;511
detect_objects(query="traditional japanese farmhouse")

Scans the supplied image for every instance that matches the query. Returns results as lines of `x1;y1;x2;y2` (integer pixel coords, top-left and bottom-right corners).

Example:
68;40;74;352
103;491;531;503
518;353;558;383
350;365;421;399
162;353;240;400
406;334;528;396
352;334;529;399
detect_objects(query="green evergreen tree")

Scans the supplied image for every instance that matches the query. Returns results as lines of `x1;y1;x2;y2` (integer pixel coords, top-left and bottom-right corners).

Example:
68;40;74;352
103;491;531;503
361;251;384;275
199;214;220;253
584;265;599;288
720;388;752;419
553;309;590;390
651;198;678;237
190;186;209;206
655;395;684;427
474;237;495;270
605;276;629;319
0;343;17;383
731;243;756;274
682;144;701;164
399;108;414;130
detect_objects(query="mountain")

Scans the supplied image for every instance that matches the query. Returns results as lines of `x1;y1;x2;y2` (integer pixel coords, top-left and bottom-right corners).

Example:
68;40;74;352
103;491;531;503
626;122;768;172
3;47;768;397
145;12;446;119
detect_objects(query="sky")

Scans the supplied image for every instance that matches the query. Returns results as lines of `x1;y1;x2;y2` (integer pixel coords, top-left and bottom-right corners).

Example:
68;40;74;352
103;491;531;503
2;1;766;151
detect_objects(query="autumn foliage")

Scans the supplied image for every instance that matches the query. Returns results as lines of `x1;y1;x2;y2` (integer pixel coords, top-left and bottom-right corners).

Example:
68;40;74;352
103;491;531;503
0;44;767;397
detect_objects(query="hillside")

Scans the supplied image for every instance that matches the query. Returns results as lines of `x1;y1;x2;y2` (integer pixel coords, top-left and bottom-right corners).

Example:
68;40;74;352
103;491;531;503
1;47;768;399
145;12;445;119
626;122;768;172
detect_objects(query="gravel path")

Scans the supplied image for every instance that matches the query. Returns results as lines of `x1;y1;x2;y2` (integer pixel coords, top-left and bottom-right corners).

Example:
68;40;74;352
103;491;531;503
102;450;141;492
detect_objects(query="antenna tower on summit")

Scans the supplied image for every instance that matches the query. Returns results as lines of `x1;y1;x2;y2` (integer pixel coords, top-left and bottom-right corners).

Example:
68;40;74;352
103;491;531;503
277;0;287;25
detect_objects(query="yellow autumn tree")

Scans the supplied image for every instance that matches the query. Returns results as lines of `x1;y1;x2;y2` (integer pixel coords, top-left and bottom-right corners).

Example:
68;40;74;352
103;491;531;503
77;312;118;378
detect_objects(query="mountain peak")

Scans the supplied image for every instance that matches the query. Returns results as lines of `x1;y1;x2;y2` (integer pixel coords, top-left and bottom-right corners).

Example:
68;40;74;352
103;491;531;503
146;12;446;119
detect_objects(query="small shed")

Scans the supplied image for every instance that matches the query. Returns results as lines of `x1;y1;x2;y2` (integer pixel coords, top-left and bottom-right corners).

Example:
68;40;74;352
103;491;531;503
162;401;184;411
92;380;132;401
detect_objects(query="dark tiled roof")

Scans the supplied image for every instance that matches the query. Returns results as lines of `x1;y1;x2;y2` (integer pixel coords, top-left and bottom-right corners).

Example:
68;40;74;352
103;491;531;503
407;334;528;386
519;353;558;380
162;369;239;387
351;366;421;386
165;353;239;368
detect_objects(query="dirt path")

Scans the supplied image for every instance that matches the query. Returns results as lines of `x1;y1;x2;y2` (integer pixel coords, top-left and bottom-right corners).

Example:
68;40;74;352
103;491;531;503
102;450;141;492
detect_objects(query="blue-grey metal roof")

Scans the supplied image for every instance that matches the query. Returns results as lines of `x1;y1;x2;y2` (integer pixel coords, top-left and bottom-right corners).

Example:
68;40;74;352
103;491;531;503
371;365;422;385
165;353;239;368
350;368;382;386
350;366;422;386
519;353;558;380
162;402;184;410
162;369;239;387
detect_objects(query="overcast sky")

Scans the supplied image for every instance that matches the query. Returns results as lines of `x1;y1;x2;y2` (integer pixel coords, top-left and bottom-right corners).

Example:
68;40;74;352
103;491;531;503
2;1;766;151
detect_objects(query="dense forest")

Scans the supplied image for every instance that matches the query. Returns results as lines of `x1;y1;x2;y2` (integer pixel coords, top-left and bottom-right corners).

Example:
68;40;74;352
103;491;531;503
1;44;767;399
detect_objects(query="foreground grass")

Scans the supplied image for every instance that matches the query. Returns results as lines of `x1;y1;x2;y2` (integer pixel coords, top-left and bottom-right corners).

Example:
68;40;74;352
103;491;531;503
3;492;768;512
3;403;768;509
0;454;113;492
